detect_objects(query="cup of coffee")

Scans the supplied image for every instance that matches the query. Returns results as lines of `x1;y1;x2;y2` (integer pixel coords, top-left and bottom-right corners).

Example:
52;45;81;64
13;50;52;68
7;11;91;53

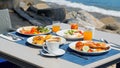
43;39;60;54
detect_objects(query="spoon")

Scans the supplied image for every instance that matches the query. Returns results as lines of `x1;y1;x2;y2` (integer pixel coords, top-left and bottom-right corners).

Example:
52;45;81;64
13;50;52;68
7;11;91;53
100;38;120;48
100;38;108;43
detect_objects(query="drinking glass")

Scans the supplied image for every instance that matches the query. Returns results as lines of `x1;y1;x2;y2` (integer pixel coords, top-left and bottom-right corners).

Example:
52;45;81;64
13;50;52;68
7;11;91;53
70;23;78;29
68;18;79;29
83;26;95;40
52;21;61;32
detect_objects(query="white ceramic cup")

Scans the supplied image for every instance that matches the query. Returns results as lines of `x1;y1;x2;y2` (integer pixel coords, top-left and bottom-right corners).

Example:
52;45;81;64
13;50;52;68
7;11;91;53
43;39;60;54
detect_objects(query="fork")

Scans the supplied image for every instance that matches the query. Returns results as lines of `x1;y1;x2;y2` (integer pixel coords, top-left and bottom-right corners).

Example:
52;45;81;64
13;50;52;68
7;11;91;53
3;33;24;40
3;33;18;40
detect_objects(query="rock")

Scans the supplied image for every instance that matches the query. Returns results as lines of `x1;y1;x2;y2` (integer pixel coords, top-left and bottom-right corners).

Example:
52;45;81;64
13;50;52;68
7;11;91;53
19;0;50;11
21;0;34;5
66;10;105;29
19;0;34;11
100;16;120;32
105;24;119;30
100;22;120;34
100;16;116;25
116;28;120;34
33;3;50;9
66;11;77;19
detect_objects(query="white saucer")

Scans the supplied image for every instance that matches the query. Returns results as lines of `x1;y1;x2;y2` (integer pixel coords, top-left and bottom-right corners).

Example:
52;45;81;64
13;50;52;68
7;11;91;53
40;49;65;56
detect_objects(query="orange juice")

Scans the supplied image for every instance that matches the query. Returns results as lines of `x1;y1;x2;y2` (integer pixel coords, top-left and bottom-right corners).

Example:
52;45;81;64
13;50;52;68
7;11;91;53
52;25;60;32
83;30;92;40
71;23;78;29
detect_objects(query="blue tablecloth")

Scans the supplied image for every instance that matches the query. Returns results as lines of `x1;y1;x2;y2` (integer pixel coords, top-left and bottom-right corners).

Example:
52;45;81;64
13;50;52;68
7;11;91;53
60;44;120;66
0;32;120;66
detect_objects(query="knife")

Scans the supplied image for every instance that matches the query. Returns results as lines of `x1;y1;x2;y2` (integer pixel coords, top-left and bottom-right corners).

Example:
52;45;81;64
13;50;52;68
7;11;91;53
69;52;89;60
3;33;18;40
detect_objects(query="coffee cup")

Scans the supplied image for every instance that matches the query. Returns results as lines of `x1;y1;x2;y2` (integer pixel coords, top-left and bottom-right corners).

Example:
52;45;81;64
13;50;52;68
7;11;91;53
43;39;60;54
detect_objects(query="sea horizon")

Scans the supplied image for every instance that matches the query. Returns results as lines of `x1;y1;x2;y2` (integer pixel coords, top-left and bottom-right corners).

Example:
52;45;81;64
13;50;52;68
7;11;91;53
41;0;120;17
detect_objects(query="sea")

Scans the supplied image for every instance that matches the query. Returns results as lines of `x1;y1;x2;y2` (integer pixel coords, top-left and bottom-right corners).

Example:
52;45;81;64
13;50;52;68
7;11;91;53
41;0;120;17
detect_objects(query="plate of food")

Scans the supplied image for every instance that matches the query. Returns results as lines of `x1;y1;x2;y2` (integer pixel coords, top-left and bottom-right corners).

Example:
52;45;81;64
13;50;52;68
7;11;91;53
27;35;66;47
17;26;51;36
69;41;111;55
56;29;84;40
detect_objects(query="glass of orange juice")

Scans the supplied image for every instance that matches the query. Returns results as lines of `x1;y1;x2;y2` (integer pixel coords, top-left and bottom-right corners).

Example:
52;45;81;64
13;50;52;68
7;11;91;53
71;23;78;29
68;19;79;30
52;21;61;32
83;26;95;40
83;30;92;40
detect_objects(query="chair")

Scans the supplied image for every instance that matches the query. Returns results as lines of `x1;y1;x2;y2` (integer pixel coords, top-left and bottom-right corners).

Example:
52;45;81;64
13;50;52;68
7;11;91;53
0;9;13;34
0;9;20;67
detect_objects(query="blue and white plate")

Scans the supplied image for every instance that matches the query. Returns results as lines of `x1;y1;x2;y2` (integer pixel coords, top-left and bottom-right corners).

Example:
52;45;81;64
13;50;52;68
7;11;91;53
56;29;84;40
40;49;65;56
69;41;111;55
27;35;66;47
17;26;51;36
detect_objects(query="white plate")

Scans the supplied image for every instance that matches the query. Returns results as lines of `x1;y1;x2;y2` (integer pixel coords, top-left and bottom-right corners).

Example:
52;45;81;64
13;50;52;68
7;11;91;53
69;41;111;55
40;49;65;56
27;35;66;47
16;26;51;36
56;29;83;40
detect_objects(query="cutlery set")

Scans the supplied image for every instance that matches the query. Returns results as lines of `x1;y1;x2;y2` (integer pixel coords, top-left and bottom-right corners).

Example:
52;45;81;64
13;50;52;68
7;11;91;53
100;38;120;49
3;33;24;40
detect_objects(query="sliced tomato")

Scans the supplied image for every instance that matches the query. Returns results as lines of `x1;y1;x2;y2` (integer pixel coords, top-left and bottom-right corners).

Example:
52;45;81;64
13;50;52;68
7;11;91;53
24;31;32;34
88;49;93;52
75;41;83;51
30;27;36;33
79;31;83;35
30;27;39;34
71;24;78;29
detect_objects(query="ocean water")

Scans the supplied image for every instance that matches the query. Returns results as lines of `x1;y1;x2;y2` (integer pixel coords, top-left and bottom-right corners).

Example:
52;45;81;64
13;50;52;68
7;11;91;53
41;0;120;17
67;0;120;11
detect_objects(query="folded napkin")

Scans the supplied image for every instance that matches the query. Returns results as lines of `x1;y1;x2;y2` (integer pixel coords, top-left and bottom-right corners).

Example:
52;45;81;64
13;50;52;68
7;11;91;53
0;34;21;41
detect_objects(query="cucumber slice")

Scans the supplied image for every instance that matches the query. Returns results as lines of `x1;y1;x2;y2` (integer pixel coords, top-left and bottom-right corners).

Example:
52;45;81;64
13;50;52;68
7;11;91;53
82;46;90;52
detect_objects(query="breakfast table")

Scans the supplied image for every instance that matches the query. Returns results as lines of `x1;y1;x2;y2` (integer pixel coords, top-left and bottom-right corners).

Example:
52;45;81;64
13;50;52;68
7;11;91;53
0;23;120;68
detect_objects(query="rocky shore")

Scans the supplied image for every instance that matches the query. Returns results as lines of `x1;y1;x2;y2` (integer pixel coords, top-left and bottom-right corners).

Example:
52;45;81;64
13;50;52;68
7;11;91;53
65;6;120;35
90;12;120;34
9;1;120;35
46;2;120;35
